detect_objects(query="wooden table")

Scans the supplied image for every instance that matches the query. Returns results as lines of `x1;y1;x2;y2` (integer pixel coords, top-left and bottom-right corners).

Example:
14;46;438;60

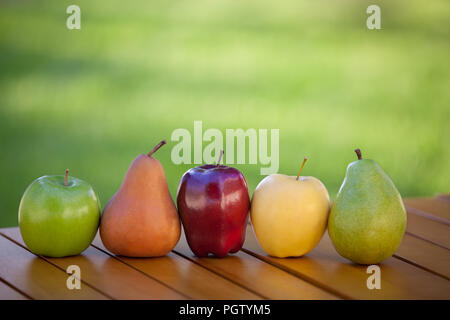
1;195;449;300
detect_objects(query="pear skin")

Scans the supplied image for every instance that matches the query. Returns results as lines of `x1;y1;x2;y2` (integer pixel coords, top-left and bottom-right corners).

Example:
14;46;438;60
100;140;181;257
328;149;406;265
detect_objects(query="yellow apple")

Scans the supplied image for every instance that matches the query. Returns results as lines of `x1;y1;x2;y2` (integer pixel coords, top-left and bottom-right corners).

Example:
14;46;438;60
250;158;330;258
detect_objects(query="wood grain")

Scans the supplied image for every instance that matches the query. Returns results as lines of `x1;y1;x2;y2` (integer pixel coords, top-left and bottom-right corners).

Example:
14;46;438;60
174;232;340;300
243;225;450;300
1;228;186;300
405;210;450;249
394;233;450;280
92;234;260;300
0;233;108;300
404;197;450;225
1;195;449;300
436;194;450;203
0;279;29;300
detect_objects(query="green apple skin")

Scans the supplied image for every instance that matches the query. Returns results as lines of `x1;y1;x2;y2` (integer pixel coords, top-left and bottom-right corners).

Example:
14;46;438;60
19;175;101;258
328;159;406;265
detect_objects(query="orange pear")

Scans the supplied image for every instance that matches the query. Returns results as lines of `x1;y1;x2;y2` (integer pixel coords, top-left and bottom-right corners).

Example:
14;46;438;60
100;140;181;257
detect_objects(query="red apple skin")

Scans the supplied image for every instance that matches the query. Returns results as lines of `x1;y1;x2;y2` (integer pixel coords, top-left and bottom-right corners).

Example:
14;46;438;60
177;164;250;257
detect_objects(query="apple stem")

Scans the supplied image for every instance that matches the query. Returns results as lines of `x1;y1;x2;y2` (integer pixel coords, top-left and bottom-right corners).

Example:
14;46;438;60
217;150;224;166
355;148;362;160
64;169;69;186
296;157;308;181
148;140;166;157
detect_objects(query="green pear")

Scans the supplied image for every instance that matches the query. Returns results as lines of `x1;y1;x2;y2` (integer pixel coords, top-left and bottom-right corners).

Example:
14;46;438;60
328;149;406;265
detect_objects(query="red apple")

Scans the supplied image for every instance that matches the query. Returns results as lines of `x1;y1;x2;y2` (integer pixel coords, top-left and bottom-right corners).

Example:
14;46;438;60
176;151;250;257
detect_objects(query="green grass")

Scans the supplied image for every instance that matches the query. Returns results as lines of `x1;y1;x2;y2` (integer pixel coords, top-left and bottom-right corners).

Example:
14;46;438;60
0;0;449;227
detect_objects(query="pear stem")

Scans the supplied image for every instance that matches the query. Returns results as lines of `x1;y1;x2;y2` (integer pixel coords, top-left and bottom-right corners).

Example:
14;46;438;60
355;148;362;160
64;169;69;186
217;150;224;166
296;157;308;181
148;140;167;157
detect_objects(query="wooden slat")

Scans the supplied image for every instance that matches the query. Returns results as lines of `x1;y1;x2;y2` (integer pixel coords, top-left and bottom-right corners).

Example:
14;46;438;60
436;194;450;203
243;226;450;300
395;233;450;280
91;235;260;300
404;197;450;225
174;232;340;300
0;279;29;300
1;228;186;300
405;210;450;249
0;233;108;300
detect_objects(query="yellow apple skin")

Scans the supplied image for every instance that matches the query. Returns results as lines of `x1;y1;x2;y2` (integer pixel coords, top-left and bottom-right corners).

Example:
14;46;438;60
250;174;330;258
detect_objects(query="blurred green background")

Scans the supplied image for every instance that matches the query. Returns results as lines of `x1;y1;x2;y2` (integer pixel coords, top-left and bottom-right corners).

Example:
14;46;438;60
0;0;449;227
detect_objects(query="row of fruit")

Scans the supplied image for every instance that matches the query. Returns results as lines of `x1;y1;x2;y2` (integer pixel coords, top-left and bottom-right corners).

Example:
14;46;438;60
18;140;407;265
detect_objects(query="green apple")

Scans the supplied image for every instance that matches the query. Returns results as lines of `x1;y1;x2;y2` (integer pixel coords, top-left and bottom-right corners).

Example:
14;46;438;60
18;170;101;257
